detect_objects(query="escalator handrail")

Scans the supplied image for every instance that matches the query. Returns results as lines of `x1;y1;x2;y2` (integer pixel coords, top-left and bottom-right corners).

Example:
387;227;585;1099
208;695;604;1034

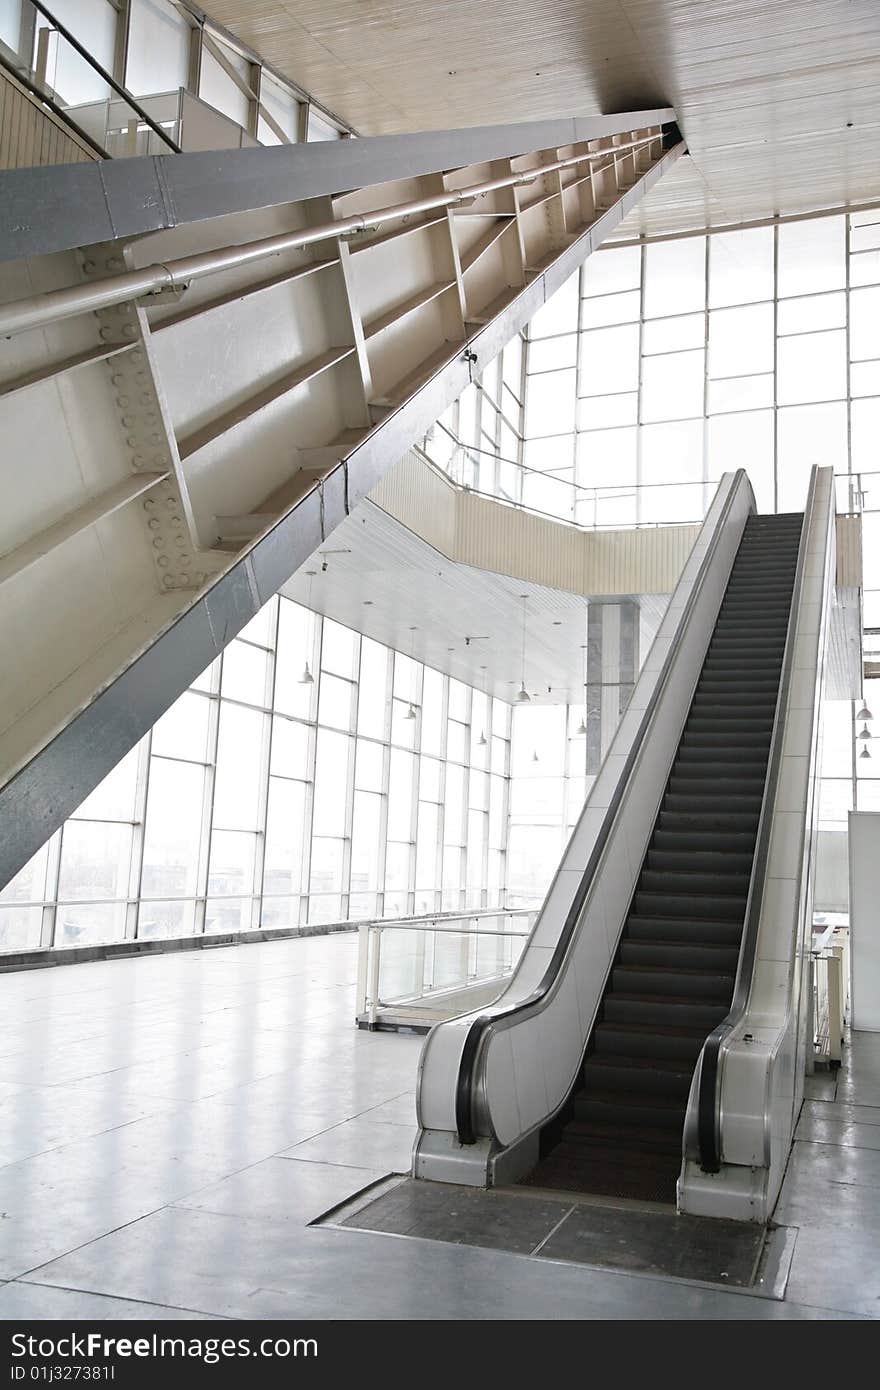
695;468;821;1173
454;468;752;1145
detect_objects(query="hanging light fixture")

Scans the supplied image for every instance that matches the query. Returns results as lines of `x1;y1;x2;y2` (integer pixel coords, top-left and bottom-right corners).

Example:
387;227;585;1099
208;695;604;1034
299;569;317;683
858;723;872;740
516;594;531;703
857;702;873;722
532;749;540;763
860;745;871;760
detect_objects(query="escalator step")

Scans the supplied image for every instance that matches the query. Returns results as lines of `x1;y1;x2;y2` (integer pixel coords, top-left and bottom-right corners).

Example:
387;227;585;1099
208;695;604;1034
658;808;759;832
572;1091;685;1133
620;939;741;972
646;846;754;874
611;964;735;1000
674;754;769;773
603;993;730;1029
668;775;764;796
663;792;762;815
593;1022;710;1062
652;828;756;853
633;890;746;921
626;913;744;945
582;1055;696;1099
638;869;749;897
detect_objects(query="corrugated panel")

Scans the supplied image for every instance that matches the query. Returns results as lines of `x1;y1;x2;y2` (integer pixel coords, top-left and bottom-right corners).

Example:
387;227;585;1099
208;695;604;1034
0;69;97;169
836;515;862;590
370;450;697;596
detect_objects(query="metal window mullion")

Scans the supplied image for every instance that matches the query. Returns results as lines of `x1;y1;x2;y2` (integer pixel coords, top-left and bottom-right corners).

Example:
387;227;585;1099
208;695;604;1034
112;0;130;86
187;15;202;94
127;730;152;940
375;643;393;916
772;222;780;512
340;634;362;922
436;674;450;913
461;685;473;907
251;599;279;930
196;653;223;934
39;828;62;948
301;611;322;924
701;232;711;514
635;241;647;523
406;660;423;916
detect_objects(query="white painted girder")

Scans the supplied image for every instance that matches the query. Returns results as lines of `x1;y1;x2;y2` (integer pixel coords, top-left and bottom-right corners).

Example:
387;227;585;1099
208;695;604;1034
0;116;682;888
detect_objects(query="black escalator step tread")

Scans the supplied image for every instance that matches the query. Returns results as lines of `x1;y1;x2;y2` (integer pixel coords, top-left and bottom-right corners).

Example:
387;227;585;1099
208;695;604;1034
620;939;740;972
634;890;746;920
646;846;754;873
669;776;764;796
684;707;775;724
679;726;771;742
611;964;735;1000
521;1138;679;1202
691;693;778;708
664;789;763;809
564;1118;683;1154
685;712;775;729
638;869;749;897
594;1021;710;1062
658;811;759;833
626;913;744;945
582;1055;695;1100
603;993;730;1029
676;745;770;763
680;731;771;748
652;828;756;853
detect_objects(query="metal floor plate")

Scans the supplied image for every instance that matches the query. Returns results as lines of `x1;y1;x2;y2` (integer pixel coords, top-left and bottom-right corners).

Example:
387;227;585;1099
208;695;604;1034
339;1178;768;1288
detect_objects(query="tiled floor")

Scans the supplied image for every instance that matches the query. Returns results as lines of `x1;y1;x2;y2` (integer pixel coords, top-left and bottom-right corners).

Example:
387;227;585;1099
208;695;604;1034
0;934;876;1319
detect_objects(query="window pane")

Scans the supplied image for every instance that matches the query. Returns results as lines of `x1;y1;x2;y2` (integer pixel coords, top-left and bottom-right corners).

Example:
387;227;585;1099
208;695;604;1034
776;330;846;405
351;792;382;893
152;692;211;762
584;245;641;296
55;902;126;947
312;730;350;835
309;839;344;893
709;228;774;308
274;601;316;718
264;777;306;896
644;238;706;317
778;218;845;297
318;673;354;730
221;640;270;705
528;272;578;337
58;821;131;901
641;349;704;422
213;704;265;829
141;758;204;898
138;898;196;941
580;324;639;395
208;829;256;897
321;619;358;678
72;747;139;821
525;369;576;435
709;303;774;377
270;716;310;779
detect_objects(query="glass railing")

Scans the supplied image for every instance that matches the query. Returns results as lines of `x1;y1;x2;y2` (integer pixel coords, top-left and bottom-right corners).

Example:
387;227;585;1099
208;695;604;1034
0;0;180;156
355;908;536;1030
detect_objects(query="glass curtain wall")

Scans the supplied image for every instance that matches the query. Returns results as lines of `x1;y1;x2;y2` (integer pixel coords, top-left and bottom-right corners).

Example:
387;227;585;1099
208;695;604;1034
0;599;511;951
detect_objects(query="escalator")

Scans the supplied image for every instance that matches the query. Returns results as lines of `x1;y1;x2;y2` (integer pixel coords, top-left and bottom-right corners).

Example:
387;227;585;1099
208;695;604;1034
522;511;804;1204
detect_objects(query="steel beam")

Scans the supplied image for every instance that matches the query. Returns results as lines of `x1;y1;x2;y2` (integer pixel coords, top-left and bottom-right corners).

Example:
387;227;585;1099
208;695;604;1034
0;119;683;889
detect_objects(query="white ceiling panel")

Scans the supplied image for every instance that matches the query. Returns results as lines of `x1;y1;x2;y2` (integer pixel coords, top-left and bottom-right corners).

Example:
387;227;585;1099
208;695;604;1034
203;0;880;234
